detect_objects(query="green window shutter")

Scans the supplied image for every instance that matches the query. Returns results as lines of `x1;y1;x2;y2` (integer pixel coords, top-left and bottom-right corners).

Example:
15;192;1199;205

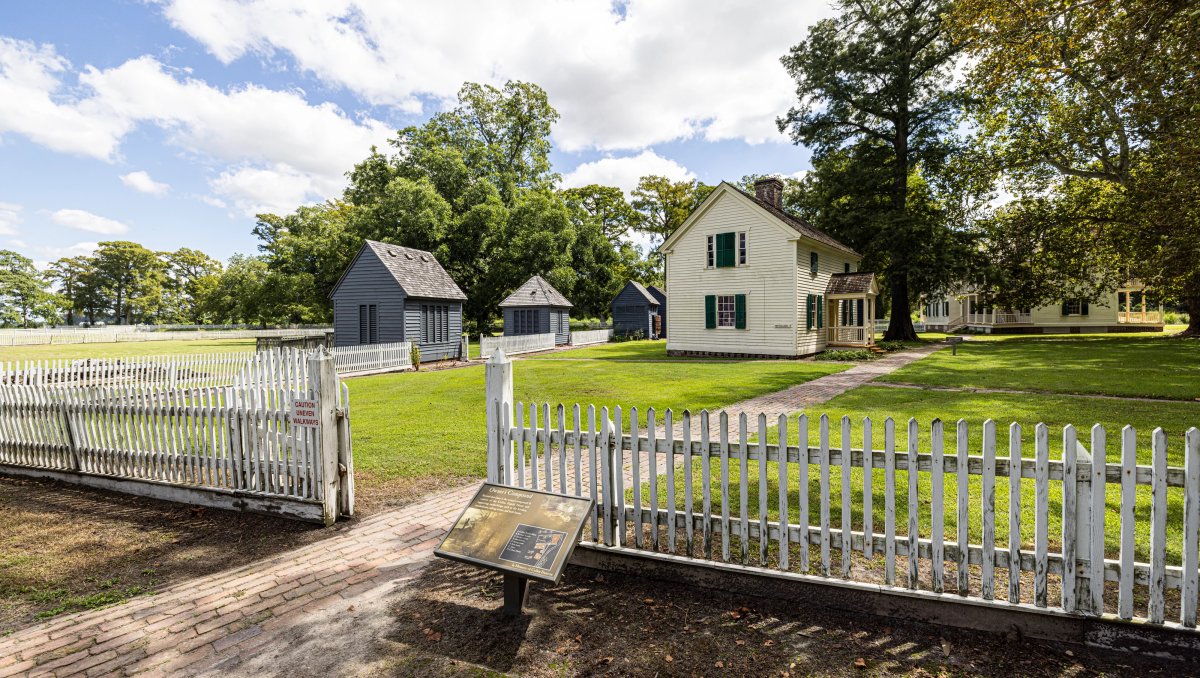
1081;300;1089;316
1061;301;1070;315
705;295;716;329
817;295;824;328
806;294;814;331
715;232;736;267
735;294;746;329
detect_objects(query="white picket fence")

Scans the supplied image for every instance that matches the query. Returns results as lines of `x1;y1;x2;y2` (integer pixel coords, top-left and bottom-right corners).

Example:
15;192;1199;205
0;352;257;388
480;333;556;358
0;349;353;524
482;369;1200;631
570;329;613;346
874;319;926;333
0;327;329;347
329;341;413;375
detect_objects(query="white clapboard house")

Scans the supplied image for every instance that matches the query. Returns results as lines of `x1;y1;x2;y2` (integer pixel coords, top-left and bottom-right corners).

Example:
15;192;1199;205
920;285;1164;334
660;178;877;358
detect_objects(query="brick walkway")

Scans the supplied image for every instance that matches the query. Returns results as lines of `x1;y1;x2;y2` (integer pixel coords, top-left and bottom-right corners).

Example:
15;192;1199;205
0;344;944;677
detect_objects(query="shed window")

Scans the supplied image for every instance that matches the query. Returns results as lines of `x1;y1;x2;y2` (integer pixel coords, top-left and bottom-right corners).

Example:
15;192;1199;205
422;305;448;344
512;309;538;335
358;304;378;344
810;251;819;275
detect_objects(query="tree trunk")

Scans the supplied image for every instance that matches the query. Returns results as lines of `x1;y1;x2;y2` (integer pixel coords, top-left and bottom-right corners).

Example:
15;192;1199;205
1182;294;1200;338
884;270;918;341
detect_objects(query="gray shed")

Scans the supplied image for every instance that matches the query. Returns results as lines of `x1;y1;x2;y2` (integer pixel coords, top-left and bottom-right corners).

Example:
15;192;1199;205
611;281;661;339
330;240;467;361
500;275;572;345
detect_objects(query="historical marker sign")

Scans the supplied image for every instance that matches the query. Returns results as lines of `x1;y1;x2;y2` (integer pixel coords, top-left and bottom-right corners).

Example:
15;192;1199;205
435;483;593;583
291;399;321;428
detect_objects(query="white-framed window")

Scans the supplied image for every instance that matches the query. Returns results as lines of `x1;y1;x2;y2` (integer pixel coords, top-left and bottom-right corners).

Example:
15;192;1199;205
706;235;714;268
1063;300;1082;315
717;295;736;328
738;231;747;265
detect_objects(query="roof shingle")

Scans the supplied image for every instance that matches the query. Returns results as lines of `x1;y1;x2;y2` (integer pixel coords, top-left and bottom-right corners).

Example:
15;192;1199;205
825;272;876;295
731;184;860;257
363;240;467;301
500;275;573;308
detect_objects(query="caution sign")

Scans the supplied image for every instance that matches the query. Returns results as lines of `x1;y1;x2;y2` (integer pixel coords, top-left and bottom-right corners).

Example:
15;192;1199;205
291;399;321;428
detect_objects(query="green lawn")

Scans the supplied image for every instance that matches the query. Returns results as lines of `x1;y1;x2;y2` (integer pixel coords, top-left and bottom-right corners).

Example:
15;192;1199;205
347;345;847;486
880;333;1200;400
0;339;256;361
529;339;718;361
640;385;1200;567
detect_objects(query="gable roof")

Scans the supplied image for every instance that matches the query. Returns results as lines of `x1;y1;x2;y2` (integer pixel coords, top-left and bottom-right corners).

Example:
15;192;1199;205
332;240;466;300
730;185;859;257
825;272;877;296
617;280;659;306
661;182;859;258
500;275;573;308
647;285;667;304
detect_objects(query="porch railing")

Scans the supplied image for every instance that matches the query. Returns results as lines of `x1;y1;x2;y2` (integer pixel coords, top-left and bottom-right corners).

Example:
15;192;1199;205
967;312;1032;325
1119;310;1163;324
826;326;870;345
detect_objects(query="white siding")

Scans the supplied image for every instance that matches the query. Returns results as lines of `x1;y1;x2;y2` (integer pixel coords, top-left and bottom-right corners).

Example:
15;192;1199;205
796;242;860;355
664;190;861;357
1029;290;1120;327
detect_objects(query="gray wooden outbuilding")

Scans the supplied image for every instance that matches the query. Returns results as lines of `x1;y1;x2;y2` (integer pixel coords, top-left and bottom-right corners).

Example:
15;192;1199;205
611;280;662;339
648;284;666;338
500;275;572;345
329;240;467;361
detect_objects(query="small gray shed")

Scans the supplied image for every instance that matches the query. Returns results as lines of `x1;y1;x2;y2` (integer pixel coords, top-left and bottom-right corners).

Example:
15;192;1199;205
330;240;467;361
611;280;661;339
500;275;572;345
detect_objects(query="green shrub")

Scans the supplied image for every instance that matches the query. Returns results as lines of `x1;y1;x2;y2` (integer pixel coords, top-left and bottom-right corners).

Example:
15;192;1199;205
877;340;906;352
821;349;874;361
410;343;421;370
612;330;645;343
1164;311;1190;325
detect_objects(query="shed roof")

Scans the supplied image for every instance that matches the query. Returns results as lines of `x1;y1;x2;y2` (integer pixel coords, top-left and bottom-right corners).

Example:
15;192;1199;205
647;285;667;304
500;275;573;308
731;185;860;257
355;240;467;300
618;280;659;306
825;272;877;296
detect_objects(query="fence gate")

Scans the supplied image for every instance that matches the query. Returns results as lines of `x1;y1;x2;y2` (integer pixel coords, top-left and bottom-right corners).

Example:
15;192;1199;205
0;350;353;525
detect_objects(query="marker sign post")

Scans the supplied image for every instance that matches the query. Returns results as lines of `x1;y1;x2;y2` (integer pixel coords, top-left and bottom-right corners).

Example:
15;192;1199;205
436;483;593;615
291;399;321;428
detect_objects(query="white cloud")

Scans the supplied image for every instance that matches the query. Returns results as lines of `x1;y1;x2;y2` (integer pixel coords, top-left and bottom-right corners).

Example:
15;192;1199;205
31;241;99;270
120;170;170;195
211;164;324;216
0;38;132;160
50;209;130;235
0;201;21;235
161;0;836;151
0;38;392;216
560;150;694;196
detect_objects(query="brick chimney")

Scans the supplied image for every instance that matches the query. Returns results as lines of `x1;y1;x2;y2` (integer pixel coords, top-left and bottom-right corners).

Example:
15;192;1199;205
754;176;784;209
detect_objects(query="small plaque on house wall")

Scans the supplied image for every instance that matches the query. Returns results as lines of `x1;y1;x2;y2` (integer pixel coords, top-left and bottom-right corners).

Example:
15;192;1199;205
435;483;593;583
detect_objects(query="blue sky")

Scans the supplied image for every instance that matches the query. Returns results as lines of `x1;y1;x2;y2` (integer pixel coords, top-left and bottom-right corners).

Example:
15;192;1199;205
0;1;831;266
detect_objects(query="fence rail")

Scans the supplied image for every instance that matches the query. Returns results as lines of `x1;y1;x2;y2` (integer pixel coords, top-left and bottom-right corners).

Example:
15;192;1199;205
483;378;1200;631
570;329;613;346
480;333;556;358
0;328;330;347
330;341;413;375
0;349;352;524
0;352;257;388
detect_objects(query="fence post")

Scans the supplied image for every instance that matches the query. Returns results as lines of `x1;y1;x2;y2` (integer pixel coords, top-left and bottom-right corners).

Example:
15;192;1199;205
460;334;469;361
1074;438;1093;614
485;348;513;484
315;351;340;526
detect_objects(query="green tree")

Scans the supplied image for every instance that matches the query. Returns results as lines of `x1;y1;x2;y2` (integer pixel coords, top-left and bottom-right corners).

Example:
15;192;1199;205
955;0;1200;335
0;250;47;327
252;202;358;323
778;0;965;340
165;248;222;324
562;184;642;244
45;256;93;326
204;254;273;326
90;241;167;324
630;175;709;248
